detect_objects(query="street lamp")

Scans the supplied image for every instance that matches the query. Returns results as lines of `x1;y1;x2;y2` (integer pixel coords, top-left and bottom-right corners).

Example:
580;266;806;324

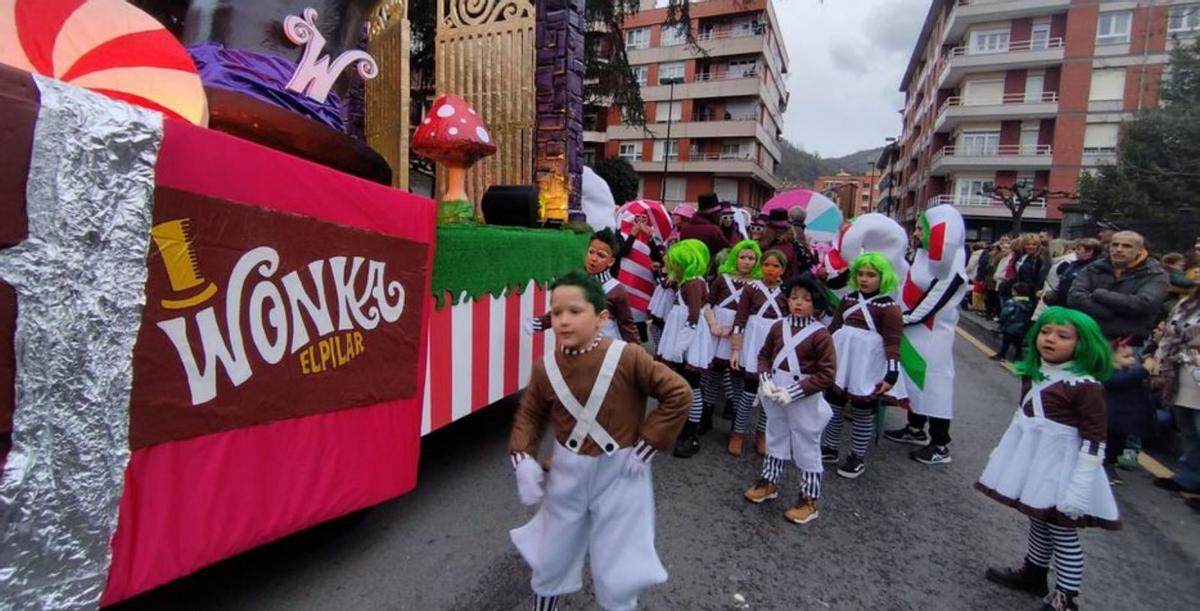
883;137;897;218
659;76;684;202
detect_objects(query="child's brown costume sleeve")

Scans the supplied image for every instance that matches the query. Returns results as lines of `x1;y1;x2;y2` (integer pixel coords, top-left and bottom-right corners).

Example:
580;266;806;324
879;303;903;385
508;360;551;456
633;347;692;451
799;329;838;396
607;290;642;345
1073;381;1108;446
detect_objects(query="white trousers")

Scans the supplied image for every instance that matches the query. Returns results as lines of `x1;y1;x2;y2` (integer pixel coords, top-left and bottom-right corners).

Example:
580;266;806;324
763;386;832;473
510;443;666;611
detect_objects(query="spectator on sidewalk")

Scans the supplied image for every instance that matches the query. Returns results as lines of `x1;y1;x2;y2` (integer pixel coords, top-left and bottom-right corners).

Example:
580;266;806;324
1008;233;1050;300
992;282;1034;362
1150;281;1200;507
1102;340;1155;485
679;193;730;259
1067;231;1169;345
988;236;1014;320
1037;238;1101;316
966;242;987;311
1162;252;1197;318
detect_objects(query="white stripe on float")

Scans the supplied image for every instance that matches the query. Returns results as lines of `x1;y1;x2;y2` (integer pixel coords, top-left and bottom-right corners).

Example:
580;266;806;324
450;291;473;422
421;335;432;435
621;257;653;280
518;280;534;387
488;287;506;403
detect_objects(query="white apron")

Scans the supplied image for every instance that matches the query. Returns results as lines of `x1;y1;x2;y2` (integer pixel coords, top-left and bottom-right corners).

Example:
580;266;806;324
600;275;621;340
511;341;666;610
762;322;833;473
739;282;783;374
977;379;1119;526
712;274;743;361
898;255;968;419
832;296;887;398
657;282;715;369
647;282;675;320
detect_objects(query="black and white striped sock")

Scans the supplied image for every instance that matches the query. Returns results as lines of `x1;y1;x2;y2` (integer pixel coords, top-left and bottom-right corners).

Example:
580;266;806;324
1048;522;1083;594
733;390;755;434
729;372;743;405
849;407;874;458
1026;519;1053;568
760;455;785;483
757;407;768;433
821;403;844;449
701;370;720;410
799;469;822;499
688;388;704;424
532;594;559;611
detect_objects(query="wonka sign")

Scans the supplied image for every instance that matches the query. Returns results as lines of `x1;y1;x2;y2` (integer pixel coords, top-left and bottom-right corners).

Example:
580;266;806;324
128;188;427;448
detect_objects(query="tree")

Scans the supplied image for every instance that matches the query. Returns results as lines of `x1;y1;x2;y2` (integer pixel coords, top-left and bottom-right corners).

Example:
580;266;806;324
591;157;639;205
982;182;1073;234
1078;37;1200;220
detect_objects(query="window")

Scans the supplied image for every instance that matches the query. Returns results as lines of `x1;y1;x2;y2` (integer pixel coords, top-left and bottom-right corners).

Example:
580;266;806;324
618;142;639;161
1097;11;1132;45
663;177;686;203
658;61;685;83
958;131;1000;155
626;27;649;50
654;100;681;122
1020;123;1040;150
632;65;648;87
721;142;749;159
661;23;687;47
1169;5;1200;32
728;59;757;78
955;177;994;205
1031;24;1051;49
714;178;739;203
726;98;757;120
971;29;1010;54
653;139;679;161
582;149;595;165
1089;69;1126;101
1083;124;1120;153
1025;74;1045;102
963;79;1003;105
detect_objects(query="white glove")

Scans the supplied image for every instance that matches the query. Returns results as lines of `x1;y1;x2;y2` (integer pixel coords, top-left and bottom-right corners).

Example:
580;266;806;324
624;440;656;478
513;453;545;507
761;380;790;404
523;317;544;335
1058;450;1102;519
782;382;806;403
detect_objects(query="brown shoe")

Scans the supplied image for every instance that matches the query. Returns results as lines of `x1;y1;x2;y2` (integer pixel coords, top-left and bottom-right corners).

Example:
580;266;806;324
754;431;767;456
784;495;819;524
743;479;778;503
727;433;743;457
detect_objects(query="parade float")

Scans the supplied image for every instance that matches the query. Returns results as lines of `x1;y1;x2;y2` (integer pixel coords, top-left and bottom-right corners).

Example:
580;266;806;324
0;0;596;606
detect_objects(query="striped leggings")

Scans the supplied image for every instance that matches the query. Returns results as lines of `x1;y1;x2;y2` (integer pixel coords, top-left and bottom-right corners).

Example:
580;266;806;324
1027;518;1084;594
701;366;740;408
732;376;768;434
678;367;704;424
760;456;822;499
821;402;874;458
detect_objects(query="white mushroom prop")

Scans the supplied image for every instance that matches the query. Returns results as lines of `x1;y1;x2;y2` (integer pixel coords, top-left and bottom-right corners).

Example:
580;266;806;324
412;95;498;223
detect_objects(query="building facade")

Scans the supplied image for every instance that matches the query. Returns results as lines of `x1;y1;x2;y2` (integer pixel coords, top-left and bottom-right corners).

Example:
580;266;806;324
897;0;1196;240
815;169;881;218
585;0;790;210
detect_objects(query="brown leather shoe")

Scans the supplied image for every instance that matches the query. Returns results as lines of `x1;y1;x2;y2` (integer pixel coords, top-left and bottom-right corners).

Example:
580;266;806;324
784;495;819;524
743;479;778;503
727;433;743;457
754;431;767;456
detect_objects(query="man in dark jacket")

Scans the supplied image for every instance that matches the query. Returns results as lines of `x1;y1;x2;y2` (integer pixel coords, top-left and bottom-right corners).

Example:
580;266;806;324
679;193;730;258
1067;231;1169;343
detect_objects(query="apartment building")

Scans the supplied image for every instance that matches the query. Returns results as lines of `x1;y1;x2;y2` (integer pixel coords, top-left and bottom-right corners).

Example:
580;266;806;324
814;170;882;217
586;0;790;209
897;0;1195;239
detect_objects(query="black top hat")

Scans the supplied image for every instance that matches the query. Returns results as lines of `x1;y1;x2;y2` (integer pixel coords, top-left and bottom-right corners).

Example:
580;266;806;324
697;193;721;213
767;208;790;228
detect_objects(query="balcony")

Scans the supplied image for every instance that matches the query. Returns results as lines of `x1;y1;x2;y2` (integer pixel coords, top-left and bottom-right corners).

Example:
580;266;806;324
942;0;1072;45
933;91;1059;132
929;144;1053;175
639;70;762;102
630;157;783;190
627;30;767;65
937;38;1064;89
926;194;1048;219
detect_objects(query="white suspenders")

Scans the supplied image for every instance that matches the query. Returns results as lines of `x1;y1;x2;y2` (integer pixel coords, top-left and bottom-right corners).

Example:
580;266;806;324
754;282;782;318
718;275;742;308
543;340;628;456
771;321;821;375
843;294;881;333
602;277;620;295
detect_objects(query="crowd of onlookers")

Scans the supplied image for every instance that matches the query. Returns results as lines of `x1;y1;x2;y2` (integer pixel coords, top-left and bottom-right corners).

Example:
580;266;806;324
963;228;1200;511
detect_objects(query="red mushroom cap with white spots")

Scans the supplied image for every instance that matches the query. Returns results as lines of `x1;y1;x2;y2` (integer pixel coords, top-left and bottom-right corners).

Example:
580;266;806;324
411;94;497;167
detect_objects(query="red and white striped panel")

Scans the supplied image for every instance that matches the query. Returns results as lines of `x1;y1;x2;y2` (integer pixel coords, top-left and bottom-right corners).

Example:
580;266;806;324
421;280;554;435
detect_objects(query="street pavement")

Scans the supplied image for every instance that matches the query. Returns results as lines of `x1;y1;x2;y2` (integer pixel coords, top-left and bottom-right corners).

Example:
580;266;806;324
113;334;1200;610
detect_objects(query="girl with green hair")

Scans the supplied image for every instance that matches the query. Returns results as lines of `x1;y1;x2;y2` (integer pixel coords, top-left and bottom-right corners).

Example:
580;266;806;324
977;307;1118;610
729;248;790;456
820;252;904;479
699;239;761;455
656;239;716;458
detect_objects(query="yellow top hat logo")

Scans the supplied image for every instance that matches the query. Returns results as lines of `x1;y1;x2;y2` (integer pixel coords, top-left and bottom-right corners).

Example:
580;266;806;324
151;219;219;310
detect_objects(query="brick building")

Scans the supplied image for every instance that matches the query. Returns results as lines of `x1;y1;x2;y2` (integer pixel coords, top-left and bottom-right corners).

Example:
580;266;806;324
584;0;790;209
814;169;882;217
896;0;1195;239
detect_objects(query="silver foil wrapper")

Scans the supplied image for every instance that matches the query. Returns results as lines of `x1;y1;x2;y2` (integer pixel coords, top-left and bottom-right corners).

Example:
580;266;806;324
0;77;161;609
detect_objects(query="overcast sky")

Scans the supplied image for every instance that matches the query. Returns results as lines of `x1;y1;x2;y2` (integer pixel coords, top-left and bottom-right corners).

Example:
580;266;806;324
774;0;930;157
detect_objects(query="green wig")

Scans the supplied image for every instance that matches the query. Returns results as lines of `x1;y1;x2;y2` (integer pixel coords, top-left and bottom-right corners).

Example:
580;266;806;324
550;270;607;314
718;239;763;279
666;239;711;283
848;251;900;295
1013;306;1113;382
